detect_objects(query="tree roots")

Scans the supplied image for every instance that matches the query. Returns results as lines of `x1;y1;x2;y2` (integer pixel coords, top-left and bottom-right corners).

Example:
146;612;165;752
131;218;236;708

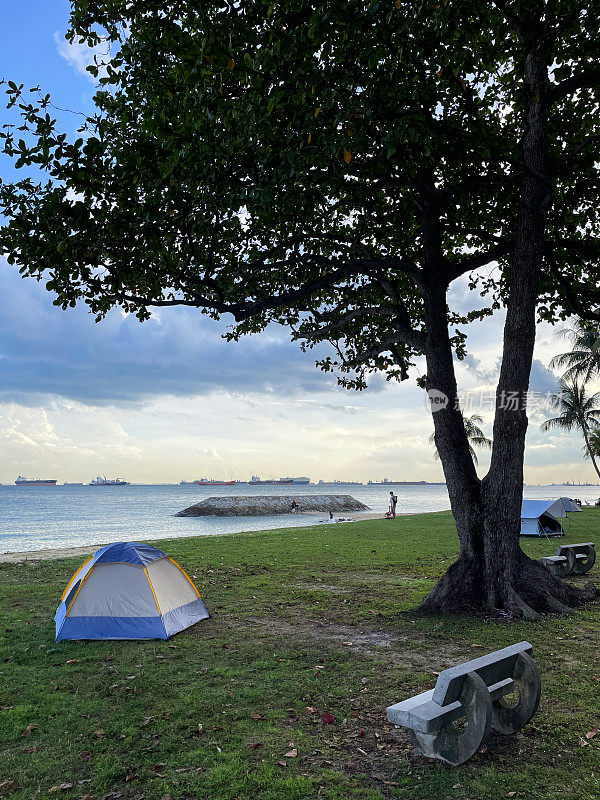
417;553;597;618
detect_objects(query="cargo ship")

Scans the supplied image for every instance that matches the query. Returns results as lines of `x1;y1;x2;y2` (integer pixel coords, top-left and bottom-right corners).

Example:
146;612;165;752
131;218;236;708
89;475;130;486
195;479;236;486
367;479;445;485
318;480;363;485
15;476;57;486
249;476;310;485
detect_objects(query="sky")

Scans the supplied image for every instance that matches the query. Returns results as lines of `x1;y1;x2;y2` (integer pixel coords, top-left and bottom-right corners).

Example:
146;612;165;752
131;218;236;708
0;3;595;486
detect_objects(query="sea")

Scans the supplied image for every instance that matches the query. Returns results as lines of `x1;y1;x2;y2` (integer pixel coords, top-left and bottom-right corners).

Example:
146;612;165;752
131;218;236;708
1;482;598;555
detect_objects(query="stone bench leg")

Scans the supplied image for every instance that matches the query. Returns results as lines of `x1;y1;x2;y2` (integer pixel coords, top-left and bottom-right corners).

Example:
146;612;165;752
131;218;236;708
539;557;570;578
571;545;596;575
491;652;541;735
408;671;492;766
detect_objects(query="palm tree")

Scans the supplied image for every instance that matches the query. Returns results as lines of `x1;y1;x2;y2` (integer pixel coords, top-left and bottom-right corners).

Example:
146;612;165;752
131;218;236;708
550;320;600;383
541;379;600;479
429;414;492;466
587;428;600;465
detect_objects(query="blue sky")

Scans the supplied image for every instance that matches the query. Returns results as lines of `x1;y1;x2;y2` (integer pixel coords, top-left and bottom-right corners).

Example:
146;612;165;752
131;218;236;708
0;4;593;485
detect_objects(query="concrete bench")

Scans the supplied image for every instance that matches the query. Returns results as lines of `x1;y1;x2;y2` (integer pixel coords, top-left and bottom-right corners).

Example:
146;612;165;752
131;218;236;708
386;641;541;765
540;542;595;576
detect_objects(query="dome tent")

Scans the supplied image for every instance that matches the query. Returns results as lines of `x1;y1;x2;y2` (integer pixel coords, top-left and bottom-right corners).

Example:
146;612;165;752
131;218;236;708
54;542;209;641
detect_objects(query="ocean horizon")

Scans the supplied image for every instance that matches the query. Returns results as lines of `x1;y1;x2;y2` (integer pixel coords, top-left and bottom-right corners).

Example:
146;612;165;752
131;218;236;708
1;481;598;555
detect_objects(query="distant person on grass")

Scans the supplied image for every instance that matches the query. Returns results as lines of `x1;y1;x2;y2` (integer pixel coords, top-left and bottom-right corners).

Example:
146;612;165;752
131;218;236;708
389;491;398;519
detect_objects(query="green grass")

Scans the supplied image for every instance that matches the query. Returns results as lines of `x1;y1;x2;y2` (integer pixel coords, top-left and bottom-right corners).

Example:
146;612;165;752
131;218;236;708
1;509;600;800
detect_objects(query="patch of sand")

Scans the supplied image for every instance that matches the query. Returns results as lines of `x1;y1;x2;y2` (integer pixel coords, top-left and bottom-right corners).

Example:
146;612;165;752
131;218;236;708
0;544;99;564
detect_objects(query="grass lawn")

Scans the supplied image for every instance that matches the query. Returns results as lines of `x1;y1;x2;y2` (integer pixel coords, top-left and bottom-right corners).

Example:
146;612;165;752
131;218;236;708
1;509;600;800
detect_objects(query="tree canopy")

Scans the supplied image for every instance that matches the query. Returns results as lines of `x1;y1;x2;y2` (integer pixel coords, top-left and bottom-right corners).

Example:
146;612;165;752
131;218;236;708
2;1;599;388
2;1;600;615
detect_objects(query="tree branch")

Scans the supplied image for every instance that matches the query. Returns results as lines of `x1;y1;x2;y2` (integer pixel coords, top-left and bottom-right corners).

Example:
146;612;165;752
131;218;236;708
446;239;514;283
549;66;600;103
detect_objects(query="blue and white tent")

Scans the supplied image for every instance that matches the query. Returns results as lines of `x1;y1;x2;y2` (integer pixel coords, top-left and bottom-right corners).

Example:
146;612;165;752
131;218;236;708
520;500;565;537
55;542;209;641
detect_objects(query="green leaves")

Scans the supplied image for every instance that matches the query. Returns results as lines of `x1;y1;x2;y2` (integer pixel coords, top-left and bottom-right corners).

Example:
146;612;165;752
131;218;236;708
0;0;599;389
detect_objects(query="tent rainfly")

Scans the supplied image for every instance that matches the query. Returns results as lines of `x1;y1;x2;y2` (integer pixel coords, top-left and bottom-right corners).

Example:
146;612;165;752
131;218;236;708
54;542;209;641
520;500;565;537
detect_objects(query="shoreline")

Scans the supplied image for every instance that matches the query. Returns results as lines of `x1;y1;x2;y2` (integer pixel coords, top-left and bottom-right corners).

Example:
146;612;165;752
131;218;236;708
0;510;429;564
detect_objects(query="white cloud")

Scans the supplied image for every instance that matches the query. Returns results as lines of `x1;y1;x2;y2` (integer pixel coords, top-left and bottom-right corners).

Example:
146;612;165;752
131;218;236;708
53;31;110;82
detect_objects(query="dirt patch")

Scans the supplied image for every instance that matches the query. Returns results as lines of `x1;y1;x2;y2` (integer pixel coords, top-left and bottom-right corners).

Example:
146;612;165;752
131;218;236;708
294;581;352;593
220;613;467;670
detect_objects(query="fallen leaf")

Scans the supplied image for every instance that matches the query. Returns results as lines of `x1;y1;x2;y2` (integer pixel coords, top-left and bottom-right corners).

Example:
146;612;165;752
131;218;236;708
48;787;60;794
277;760;287;767
22;746;37;753
586;728;599;739
125;774;136;782
471;644;483;648
92;729;105;738
507;793;516;798
452;785;461;790
22;723;39;736
227;58;235;70
65;660;80;665
321;712;335;725
78;751;91;762
304;706;316;714
59;784;73;791
343;150;352;164
246;741;263;750
579;736;589;747
359;728;366;737
285;748;298;758
249;711;264;720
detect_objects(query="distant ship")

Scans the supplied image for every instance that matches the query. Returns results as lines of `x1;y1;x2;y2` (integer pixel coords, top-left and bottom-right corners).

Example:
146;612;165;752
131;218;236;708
249;475;310;485
318;480;363;485
63;482;83;486
195;479;236;486
15;476;57;486
180;480;198;485
367;479;445;485
89;476;130;486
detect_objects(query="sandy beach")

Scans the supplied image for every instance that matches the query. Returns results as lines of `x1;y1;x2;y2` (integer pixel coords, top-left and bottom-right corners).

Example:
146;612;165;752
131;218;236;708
0;511;399;564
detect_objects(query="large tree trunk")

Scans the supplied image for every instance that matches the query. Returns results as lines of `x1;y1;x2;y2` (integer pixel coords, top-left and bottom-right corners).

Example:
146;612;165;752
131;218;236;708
417;47;596;617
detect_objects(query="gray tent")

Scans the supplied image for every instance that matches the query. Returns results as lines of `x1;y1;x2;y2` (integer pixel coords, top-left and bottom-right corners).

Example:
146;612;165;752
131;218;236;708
558;497;582;513
520;500;565;537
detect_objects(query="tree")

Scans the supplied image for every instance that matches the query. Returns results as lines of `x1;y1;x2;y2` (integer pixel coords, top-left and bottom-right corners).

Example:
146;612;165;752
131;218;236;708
541;380;600;480
587;428;600;465
429;414;492;466
550;320;600;383
2;1;600;616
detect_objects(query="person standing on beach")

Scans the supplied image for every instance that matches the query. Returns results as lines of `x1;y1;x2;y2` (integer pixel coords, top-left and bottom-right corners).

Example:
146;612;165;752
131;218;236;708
389;491;398;518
